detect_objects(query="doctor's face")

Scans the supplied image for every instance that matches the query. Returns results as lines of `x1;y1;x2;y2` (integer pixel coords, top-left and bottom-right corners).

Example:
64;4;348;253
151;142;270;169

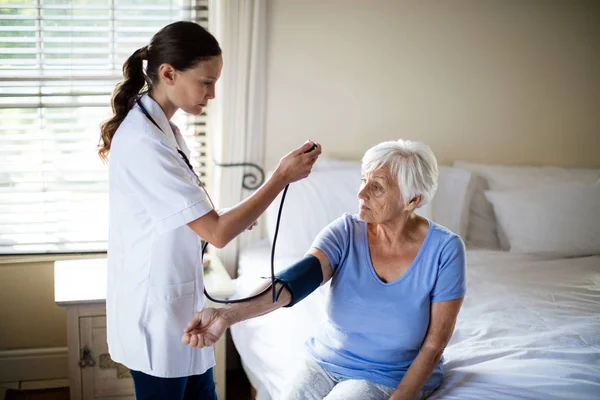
171;55;223;116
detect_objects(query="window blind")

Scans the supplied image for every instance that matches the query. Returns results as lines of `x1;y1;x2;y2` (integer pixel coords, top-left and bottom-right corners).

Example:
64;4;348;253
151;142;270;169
0;0;209;254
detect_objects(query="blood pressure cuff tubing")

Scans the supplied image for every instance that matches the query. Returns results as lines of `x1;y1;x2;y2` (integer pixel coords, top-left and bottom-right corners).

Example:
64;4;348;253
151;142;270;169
274;255;323;307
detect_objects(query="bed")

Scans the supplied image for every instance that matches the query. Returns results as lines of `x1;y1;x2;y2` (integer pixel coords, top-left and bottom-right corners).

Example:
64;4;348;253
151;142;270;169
230;158;600;400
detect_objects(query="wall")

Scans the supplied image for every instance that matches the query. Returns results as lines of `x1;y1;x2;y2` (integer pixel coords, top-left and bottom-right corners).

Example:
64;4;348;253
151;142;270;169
264;0;600;169
0;253;104;384
0;261;66;350
0;260;69;386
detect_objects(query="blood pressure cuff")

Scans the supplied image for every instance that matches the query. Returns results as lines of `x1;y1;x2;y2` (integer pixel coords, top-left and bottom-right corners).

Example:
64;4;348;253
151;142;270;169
274;255;323;308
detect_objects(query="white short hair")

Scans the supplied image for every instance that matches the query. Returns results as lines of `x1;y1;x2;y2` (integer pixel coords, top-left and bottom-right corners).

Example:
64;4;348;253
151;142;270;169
361;139;439;207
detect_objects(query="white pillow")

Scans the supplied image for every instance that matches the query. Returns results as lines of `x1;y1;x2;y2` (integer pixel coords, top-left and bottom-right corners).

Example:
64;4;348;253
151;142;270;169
485;182;600;258
266;167;362;258
454;161;600;250
431;166;473;238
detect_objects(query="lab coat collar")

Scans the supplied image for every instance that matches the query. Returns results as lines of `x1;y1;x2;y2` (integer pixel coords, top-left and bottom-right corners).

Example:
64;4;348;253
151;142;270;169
138;94;179;150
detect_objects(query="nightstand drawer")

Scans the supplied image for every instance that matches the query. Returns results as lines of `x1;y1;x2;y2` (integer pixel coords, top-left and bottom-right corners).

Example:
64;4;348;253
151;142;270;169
79;316;134;399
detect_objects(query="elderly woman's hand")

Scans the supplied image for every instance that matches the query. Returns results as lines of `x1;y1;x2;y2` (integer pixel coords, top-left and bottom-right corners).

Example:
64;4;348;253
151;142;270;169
181;307;229;348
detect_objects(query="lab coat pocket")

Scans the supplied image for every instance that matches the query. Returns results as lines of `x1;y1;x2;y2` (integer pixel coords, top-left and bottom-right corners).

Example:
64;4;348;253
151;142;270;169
144;280;196;374
148;280;196;301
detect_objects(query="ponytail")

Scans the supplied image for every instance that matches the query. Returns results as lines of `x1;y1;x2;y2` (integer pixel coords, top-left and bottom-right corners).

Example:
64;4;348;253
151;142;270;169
98;21;221;162
98;47;147;161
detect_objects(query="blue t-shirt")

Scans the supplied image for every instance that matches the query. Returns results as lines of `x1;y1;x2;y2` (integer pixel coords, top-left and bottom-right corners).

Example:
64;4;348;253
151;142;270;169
306;213;466;390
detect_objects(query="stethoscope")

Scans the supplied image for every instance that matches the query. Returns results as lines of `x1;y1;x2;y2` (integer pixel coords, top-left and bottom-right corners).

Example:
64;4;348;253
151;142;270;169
136;98;298;304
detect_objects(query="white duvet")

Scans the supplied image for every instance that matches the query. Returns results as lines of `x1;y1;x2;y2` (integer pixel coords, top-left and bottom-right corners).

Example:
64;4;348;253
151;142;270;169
231;245;600;400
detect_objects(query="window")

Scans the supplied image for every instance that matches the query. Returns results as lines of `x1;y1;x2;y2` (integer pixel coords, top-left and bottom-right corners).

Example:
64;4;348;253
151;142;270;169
0;0;209;254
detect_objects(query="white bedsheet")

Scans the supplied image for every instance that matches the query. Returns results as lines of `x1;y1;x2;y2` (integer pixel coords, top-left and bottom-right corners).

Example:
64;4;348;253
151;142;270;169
231;243;600;400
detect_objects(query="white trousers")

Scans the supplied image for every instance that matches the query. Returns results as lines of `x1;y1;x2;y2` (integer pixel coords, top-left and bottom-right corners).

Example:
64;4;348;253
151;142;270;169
280;356;436;400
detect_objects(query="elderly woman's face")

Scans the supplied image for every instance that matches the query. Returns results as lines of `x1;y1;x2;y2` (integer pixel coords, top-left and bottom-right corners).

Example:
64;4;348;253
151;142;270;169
357;166;405;223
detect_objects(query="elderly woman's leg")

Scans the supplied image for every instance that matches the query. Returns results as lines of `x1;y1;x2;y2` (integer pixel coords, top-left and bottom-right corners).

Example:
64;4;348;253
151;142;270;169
322;380;436;400
322;379;394;400
279;357;338;400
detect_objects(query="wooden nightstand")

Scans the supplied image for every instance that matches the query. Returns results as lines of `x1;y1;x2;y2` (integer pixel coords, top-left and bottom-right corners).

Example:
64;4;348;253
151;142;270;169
55;255;235;400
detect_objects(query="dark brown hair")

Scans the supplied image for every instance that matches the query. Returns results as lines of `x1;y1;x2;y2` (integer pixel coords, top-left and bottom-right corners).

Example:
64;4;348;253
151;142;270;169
98;21;221;161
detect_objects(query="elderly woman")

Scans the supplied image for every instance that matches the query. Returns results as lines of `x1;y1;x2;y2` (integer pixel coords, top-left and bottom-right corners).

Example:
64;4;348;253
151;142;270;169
183;139;466;400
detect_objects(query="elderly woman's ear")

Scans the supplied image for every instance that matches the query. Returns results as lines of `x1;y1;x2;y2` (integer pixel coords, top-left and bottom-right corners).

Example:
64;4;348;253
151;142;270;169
405;194;423;212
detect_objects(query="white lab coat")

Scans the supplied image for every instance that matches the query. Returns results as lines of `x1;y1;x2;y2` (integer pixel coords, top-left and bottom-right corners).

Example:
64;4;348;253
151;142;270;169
106;94;215;377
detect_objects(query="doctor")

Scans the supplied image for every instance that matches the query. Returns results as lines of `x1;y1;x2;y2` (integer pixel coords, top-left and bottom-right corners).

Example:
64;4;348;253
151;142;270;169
97;21;321;400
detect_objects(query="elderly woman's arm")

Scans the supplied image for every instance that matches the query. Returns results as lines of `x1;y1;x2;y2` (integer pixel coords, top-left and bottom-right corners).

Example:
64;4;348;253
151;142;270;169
181;248;334;348
390;298;463;400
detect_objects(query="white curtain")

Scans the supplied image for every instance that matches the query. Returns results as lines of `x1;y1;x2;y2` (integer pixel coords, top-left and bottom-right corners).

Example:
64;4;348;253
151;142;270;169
208;0;268;276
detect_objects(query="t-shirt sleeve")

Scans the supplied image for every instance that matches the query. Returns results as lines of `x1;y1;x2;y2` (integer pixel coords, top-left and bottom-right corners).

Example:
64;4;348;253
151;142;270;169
310;214;352;272
431;236;467;302
120;130;213;234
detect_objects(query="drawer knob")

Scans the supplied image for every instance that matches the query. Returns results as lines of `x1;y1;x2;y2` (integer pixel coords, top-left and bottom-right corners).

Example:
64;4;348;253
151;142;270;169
78;345;96;368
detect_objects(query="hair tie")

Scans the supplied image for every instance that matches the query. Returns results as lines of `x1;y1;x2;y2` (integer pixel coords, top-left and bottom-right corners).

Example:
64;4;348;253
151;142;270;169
139;46;149;59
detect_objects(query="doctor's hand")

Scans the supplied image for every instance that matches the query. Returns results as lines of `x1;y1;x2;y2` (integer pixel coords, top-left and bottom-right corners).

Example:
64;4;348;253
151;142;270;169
182;308;229;348
274;141;322;184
